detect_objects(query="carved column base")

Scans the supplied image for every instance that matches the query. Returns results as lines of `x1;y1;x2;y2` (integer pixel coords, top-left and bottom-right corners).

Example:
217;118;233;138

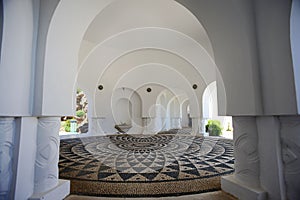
222;175;267;200
29;179;70;200
280;116;300;200
0;117;15;200
222;116;266;199
31;117;70;200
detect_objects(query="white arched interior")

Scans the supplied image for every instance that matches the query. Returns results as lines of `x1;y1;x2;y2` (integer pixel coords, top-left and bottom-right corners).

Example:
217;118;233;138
97;87;142;134
39;0;266;118
80;0;214;65
77;28;216;116
38;0;215;116
92;48;206;117
113;63;201;117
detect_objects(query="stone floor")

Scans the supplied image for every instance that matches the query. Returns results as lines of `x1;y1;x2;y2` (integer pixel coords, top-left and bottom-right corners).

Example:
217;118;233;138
64;191;237;200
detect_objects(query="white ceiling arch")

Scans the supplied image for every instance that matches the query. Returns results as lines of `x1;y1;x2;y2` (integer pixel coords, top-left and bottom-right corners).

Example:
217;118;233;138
39;0;264;116
81;0;214;60
91;49;207;116
77;27;218;97
111;63;202;117
39;0;227;116
99;48;205;87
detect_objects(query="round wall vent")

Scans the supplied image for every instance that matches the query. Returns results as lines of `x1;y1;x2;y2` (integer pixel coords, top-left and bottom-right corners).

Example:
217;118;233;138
98;85;104;90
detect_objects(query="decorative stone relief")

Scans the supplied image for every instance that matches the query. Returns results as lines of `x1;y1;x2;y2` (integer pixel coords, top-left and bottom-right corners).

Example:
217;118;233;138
280;116;300;200
0;118;15;200
233;117;260;187
34;117;60;194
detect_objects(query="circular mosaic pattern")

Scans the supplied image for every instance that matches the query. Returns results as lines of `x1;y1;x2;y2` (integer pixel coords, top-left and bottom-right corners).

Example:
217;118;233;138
59;133;234;197
108;134;174;151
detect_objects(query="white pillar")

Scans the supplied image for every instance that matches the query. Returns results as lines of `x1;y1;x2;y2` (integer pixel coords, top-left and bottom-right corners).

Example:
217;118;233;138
161;117;167;131
30;117;69;200
256;116;286;200
154;117;162;132
89;117;105;135
0;117;15;200
34;117;60;193
222;117;266;199
170;117;181;129
191;117;204;135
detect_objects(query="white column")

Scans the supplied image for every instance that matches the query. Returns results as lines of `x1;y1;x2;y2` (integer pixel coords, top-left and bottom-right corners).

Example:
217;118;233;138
170;117;181;129
222;117;266;200
34;117;60;193
255;116;286;200
30;117;69;200
161;117;167;131
89;117;105;135
280;116;300;200
0;117;15;200
154;117;162;132
191;117;204;135
142;117;149;134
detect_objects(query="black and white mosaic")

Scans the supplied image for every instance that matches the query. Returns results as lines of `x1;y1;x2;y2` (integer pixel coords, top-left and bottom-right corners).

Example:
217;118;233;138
59;134;234;183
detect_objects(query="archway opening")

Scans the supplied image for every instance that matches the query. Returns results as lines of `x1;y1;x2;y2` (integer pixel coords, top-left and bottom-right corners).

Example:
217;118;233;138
202;82;232;138
50;0;235;197
59;88;89;135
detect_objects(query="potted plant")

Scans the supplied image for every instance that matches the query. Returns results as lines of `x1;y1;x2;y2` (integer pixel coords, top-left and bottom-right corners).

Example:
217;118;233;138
205;120;222;136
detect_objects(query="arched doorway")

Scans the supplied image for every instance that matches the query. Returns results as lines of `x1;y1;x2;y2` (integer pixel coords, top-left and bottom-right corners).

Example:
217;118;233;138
202;82;232;138
60;88;89;135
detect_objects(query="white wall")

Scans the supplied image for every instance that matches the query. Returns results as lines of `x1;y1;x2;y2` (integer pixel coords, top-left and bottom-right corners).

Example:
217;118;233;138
177;0;263;115
0;0;35;116
254;0;296;114
35;0;113;116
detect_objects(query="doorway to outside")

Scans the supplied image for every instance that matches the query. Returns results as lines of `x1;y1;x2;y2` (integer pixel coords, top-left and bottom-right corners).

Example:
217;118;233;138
59;88;88;136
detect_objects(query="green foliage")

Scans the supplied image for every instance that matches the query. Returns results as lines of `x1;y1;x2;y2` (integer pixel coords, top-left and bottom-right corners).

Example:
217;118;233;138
64;119;71;132
206;120;222;136
77;88;82;94
76;110;85;118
